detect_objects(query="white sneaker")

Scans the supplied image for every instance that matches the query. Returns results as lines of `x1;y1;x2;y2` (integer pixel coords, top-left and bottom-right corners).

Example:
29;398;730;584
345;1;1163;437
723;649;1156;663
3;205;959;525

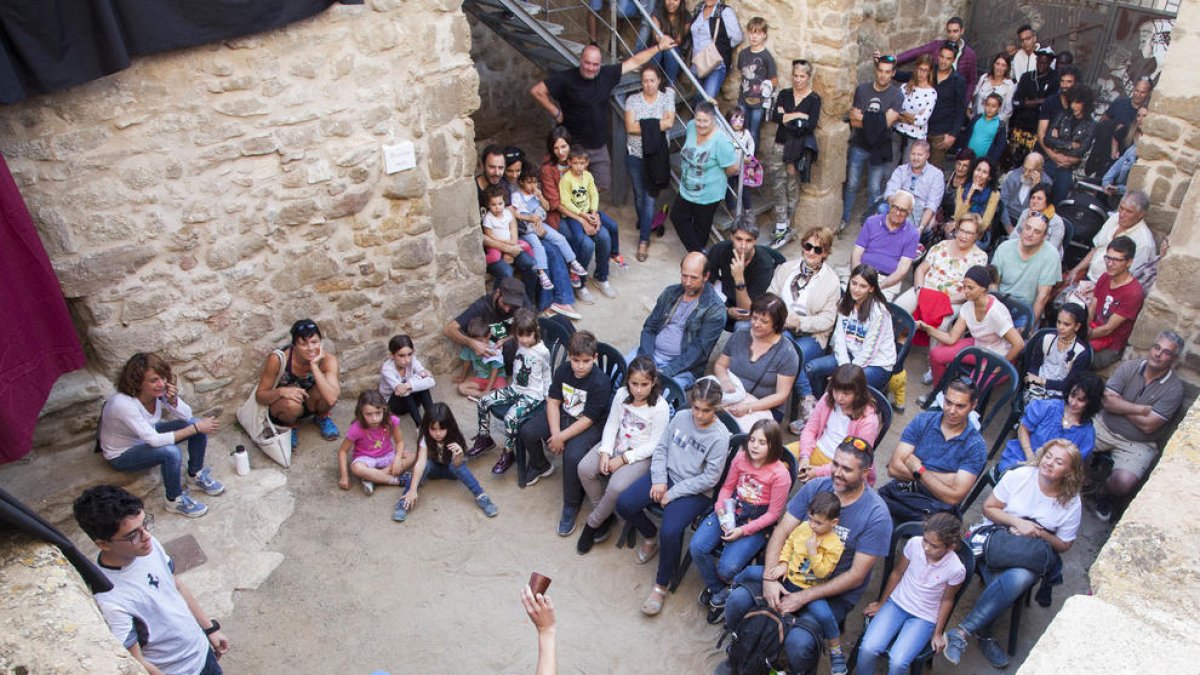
362;480;375;495
593;279;617;298
575;286;596;304
921;368;934;385
164;493;208;518
770;227;791;250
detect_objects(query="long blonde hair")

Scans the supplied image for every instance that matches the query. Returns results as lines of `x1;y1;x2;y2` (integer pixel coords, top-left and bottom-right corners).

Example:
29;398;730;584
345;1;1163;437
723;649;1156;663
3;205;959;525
1025;439;1084;506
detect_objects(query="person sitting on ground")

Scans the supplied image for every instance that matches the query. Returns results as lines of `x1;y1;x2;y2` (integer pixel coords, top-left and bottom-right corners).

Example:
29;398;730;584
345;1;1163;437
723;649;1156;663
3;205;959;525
254;318;341;446
998;374;1103;473
1023;303;1092;401
336;390;407;495
518;330;613;537
397;403;498;521
705;219;786;330
576;356;671;555
803;264;896;405
883;140;944;234
379;335;435;430
720;437;892;674
100;352;223;518
453;317;506;398
629;251;727;390
1068;190;1157;285
1090;332;1185;522
951;157;1001;249
991;211;1061;322
943;440;1084;669
558;144;622;298
1084;236;1145;370
616;378;730;616
852;190;920;301
712;293;800;432
882;378;986;522
443;276;526;370
789;364;881;484
73;485;231;674
1008;185;1066;255
998;152;1053;234
856;512;966;675
918;265;1025;387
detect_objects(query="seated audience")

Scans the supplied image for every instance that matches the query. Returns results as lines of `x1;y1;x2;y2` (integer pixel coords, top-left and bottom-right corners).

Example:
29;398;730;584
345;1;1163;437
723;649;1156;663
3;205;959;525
883;140;944;233
852;190;920;301
705;219;786;330
1042;86;1096;204
896;213;988;336
992;211;1061;322
1085;236;1145;370
1008;185;1066;255
803;264;895;403
713;293;800;431
1069;190;1157;285
918;266;1025;387
255;319;341;445
998;374;1103;473
558;144;621;298
541;126;598;304
998;152;1052;233
951;157;1001;249
1023;303;1092;400
789;364;881;484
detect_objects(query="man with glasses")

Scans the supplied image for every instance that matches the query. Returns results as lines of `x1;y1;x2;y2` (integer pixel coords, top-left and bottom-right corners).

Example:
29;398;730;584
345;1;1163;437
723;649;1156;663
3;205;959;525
1091;331;1184;522
74;485;230;675
1069;190;1157;285
998;152;1052;232
1084;236;1144;370
841;54;904;232
883;140;944;232
991;212;1061;323
851;190;919;300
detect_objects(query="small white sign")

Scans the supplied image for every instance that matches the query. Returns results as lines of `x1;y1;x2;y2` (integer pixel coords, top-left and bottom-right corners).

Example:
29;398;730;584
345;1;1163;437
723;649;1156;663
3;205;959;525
383;141;416;174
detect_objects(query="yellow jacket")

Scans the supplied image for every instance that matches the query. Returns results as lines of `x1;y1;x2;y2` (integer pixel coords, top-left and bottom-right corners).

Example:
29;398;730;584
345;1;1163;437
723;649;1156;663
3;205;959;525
779;520;845;589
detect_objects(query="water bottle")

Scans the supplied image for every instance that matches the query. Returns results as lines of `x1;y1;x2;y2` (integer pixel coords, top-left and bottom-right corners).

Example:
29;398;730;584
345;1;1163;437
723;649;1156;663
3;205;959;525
232;445;250;476
719;498;737;531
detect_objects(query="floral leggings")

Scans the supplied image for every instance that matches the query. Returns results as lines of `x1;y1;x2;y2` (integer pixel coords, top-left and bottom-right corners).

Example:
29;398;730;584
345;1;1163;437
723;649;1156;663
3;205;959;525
476;387;543;449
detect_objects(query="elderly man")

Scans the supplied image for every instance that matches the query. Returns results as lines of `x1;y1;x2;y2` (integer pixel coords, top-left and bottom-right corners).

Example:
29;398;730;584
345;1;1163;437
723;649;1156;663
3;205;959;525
882;379;986;521
896;16;977;104
628;252;726;389
852;190;920;300
1070;190;1157;284
840;55;904;231
706;220;786;330
720;437;892;674
998;152;1053;231
530;36;673;191
1086;236;1145;370
992;212;1061;322
883;140;944;232
1092;331;1185;522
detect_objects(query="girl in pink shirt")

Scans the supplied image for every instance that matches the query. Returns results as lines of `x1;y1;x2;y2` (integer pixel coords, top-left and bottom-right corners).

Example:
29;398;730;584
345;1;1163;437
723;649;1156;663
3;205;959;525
856;512;966;674
336;391;407;494
789;364;881;485
690;419;792;613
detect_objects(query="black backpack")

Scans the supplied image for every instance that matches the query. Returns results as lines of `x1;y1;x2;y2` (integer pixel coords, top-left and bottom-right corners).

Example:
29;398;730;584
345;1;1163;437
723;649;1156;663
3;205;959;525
727;599;789;675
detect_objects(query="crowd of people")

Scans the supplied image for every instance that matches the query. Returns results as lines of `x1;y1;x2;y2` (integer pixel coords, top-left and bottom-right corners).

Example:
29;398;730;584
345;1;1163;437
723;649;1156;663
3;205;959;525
75;8;1187;675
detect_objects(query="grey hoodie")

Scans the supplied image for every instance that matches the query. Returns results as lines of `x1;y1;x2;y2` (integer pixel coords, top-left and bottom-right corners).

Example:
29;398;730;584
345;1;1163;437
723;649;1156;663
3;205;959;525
651;410;731;502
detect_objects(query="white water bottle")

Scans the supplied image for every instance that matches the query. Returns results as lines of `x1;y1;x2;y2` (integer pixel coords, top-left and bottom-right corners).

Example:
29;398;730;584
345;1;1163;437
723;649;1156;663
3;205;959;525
232;445;250;476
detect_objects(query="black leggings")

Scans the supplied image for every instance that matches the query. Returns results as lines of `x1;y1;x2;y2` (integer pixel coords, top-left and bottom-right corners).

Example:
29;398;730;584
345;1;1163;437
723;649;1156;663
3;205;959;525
670;195;720;253
388;390;434;428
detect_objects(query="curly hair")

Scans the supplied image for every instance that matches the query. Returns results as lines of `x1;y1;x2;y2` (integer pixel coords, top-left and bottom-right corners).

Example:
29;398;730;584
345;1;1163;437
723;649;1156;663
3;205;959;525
115;352;172;398
1027;439;1085;505
73;485;144;541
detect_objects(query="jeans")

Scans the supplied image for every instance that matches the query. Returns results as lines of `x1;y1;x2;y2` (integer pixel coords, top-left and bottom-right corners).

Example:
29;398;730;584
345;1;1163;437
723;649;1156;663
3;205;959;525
724;566;853;671
960;566;1039;637
857;598;936;675
806;598;841;641
693;62;728;102
422;459;484;498
1045;158;1075;205
656;47;683;86
670;195;720;253
786;333;826;398
616;473;712;586
688;513;767;593
744;105;766;155
765;141;799;227
520;232;549;270
518;409;604;506
841;144;889;224
805;355;890;398
109;419;205;500
564;215;615;281
541;240;575;308
625;154;657;243
198;648;224;675
487;253;536;307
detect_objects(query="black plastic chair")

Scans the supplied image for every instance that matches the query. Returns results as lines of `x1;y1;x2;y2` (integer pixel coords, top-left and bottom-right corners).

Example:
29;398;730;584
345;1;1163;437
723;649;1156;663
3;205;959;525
717;410;742;435
868;385;893;448
995;292;1036;341
921;347;1020;434
887;303;917;378
595;341;628;390
538;316;572;370
661;375;688;418
1058;216;1075;270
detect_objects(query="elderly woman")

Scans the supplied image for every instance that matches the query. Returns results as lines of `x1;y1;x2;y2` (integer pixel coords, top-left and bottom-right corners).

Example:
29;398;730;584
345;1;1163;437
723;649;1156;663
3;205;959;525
255;319;342;447
766;225;839;416
898;212;989;331
944;439;1085;669
671;101;741;252
1009;185;1066;255
713;293;800;432
99;353;223;518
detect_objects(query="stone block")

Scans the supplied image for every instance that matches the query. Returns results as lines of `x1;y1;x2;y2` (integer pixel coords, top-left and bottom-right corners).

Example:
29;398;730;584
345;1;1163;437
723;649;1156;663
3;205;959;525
392;237;434;270
327;188;372;219
336;144;376;168
275;199;320;226
383;168;427;200
122;288;181;321
39;369;114;417
239;135;278;156
354;21;400;54
213;98;271;118
269;252;339;291
207;233;266;270
53;245;156;298
430;179;478;237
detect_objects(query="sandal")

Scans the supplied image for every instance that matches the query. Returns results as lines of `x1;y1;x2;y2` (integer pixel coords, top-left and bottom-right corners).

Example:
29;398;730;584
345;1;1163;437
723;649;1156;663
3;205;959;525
641;585;667;616
636;539;659;564
636;241;649;262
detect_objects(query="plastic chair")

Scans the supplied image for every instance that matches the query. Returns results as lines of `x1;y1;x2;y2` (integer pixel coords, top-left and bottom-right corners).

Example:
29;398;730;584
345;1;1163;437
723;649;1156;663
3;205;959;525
661;376;688;418
1058;216;1076;269
489;318;571;424
786;337;811;421
595;341;628;390
887;303;916;377
995;292;1036;341
921;347;1020;434
868;385;893;448
717;410;742;435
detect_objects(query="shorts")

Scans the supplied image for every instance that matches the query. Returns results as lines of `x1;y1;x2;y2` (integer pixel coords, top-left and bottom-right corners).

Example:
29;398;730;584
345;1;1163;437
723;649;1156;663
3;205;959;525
585;146;612;192
470;376;508;390
351;451;396;469
1092;414;1159;479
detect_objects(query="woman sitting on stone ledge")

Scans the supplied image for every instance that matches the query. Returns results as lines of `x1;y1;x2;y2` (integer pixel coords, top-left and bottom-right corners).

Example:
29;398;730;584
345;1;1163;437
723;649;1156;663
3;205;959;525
254;319;342;449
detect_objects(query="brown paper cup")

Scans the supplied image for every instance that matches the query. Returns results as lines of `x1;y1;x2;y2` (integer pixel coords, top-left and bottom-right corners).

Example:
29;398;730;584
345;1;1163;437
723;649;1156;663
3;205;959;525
528;572;551;595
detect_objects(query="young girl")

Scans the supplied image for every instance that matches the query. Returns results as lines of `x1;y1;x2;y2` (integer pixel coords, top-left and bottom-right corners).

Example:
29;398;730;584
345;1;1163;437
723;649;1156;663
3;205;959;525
394;402;498;522
512;164;589;281
472;309;553;473
379;335;435;429
576;356;671;555
856;512;966;675
725;104;755;211
1023;303;1091;401
615;378;731;616
690;418;790;613
790;364;881;485
454;317;506;398
481;184;548;289
337;391;407;495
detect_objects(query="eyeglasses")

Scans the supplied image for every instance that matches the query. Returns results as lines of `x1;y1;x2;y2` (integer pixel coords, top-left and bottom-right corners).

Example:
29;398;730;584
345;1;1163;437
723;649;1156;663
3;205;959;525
889;205;911;214
110;514;154;545
1103;255;1128;264
802;242;825;255
841;436;874;453
877;54;896;64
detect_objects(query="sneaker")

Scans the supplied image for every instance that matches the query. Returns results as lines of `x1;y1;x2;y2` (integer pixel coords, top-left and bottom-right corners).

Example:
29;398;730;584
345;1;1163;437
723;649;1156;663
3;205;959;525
291;428;298;449
575;285;596;304
592;515;615;544
537;270;554;290
568;260;589;277
476;494;499;517
892;401;906;414
709;586;732;609
397;472;412;489
576;524;597;554
361;480;375;495
165;493;208;518
188;467;225;496
788;418;806;435
943;627;968;665
769;227;791;249
829;647;848;675
315;414;339;440
549;303;581;320
468;434;496;458
1094;498;1115;523
836;220;849;235
698;587;714;607
523;462;554;487
977;636;1010;668
921;368;934;385
557;505;580;537
492;449;516;475
592;278;617;298
392;500;408;522
610;253;628;269
916;393;931;408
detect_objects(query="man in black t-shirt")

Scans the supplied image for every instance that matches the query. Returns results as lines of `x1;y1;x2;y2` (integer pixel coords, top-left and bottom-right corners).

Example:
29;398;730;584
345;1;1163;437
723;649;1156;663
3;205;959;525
705;219;785;330
443;277;527;358
530;36;674;191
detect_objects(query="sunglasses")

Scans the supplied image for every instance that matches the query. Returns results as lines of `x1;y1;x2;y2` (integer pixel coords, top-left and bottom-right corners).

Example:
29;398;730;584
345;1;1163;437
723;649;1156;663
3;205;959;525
877;54;897;64
841;436;873;453
792;59;810;66
802;242;825;255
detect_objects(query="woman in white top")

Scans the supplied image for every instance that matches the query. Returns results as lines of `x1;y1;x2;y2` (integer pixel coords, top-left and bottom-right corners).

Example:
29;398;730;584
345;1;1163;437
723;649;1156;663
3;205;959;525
804;264;896;402
99;353;223;518
624;64;677;261
919;265;1025;387
892;54;938;167
971;52;1016;123
689;0;742;100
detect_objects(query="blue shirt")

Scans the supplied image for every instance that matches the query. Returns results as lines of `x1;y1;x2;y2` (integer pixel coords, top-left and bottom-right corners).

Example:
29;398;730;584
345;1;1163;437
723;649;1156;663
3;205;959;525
967;115;1000;158
999;398;1095;472
884;163;945;222
786;478;893;606
899;411;986;476
855;214;920;275
679;120;739;205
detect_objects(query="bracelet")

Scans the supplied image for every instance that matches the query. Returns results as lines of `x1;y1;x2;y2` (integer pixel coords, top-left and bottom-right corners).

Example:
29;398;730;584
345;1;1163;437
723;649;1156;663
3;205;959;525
192;423;199;434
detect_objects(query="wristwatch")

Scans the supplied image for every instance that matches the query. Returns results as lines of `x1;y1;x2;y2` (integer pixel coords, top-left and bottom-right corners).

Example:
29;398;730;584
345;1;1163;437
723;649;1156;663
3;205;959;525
204;619;221;636
734;282;747;290
913;465;927;481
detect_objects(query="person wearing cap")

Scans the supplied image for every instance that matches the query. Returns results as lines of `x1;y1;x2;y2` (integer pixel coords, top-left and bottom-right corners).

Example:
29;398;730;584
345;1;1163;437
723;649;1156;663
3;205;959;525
255;318;342;446
444;277;528;362
851;190;920;301
1008;46;1057;169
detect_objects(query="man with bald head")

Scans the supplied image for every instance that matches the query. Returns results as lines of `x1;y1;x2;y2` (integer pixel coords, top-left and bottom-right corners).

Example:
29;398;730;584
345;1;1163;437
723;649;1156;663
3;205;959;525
530;35;674;191
852;190;920;300
629;252;726;389
998;152;1053;231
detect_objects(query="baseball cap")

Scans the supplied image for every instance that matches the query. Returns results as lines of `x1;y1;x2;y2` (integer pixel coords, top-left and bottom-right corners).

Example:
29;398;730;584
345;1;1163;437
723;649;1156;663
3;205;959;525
1036;46;1056;57
497;277;528;308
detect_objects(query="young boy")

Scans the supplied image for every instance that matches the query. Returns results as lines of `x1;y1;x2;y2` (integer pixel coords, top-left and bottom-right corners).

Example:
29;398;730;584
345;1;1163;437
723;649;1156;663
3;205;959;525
768;491;849;675
512;165;588;319
736;17;778;151
516;330;613;537
558;145;623;298
454;317;507;398
962;93;1008;163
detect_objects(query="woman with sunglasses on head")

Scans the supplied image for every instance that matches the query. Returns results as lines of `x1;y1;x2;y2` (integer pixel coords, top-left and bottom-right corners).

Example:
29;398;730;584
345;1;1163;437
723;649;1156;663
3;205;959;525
765;58;822;249
255;318;342;448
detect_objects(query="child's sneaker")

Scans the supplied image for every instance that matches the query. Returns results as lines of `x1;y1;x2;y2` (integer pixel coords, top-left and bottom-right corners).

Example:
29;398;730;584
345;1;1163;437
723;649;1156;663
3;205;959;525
476;494;499;517
468;434;496;457
361;480;375;495
568;260;589;277
164;493;208;518
610;253;628;269
770;225;791;249
829;646;848;675
188;467;225;496
315;414;339;440
592;278;617;298
392;500;408;522
537;270;554;290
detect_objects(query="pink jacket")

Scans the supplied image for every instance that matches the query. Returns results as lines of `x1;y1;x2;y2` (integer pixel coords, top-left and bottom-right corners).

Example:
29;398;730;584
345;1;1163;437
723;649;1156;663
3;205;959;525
715;453;792;536
798;396;881;485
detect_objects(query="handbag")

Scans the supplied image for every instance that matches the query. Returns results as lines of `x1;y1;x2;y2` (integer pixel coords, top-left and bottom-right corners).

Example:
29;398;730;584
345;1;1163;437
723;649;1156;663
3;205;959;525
982;525;1056;575
742;155;764;188
691;5;724;77
236;349;293;468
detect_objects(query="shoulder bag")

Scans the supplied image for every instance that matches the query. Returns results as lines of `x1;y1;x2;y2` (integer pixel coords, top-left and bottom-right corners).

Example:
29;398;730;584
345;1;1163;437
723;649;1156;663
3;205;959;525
236;349;293;468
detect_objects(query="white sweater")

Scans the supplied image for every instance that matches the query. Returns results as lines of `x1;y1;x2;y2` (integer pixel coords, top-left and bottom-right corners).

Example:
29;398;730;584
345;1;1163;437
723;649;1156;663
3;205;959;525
378;355;436;398
99;393;193;461
598;388;671;464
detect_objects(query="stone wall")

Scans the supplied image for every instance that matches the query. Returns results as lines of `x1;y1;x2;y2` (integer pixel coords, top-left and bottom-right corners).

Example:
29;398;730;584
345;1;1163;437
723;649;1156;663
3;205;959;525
855;0;970;81
471;19;548;149
0;1;486;454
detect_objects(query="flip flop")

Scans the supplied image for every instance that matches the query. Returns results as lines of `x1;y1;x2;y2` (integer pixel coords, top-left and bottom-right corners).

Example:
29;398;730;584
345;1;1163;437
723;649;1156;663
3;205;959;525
636;539;659;564
640;586;667;616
